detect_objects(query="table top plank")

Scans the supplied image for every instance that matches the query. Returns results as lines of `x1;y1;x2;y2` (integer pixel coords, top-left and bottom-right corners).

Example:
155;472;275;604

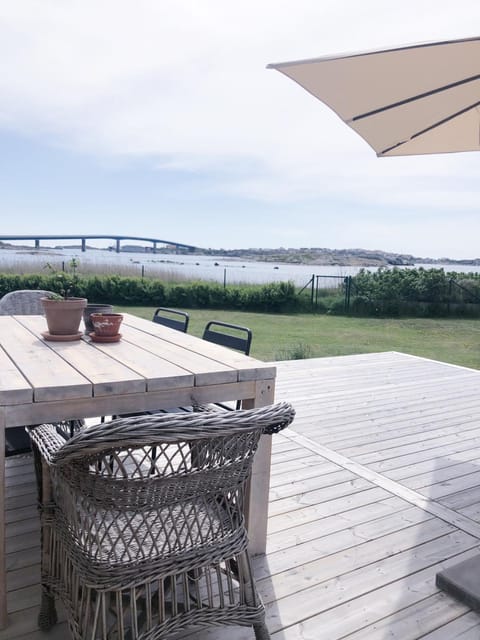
86;334;195;391
0;343;33;406
119;323;237;386
0;317;91;403
0;313;275;409
17;316;148;397
122;313;276;381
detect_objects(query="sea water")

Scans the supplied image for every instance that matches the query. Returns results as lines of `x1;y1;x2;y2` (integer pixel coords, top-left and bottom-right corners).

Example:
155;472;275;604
0;245;478;288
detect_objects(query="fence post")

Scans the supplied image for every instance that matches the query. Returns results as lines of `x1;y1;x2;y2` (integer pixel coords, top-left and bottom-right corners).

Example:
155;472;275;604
345;276;352;313
224;268;227;290
311;274;315;308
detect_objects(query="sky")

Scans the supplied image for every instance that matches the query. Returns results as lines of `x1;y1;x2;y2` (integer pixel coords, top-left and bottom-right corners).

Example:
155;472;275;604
0;1;479;259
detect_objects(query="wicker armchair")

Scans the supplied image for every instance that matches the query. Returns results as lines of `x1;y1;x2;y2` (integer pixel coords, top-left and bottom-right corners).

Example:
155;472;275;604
28;402;295;640
0;288;75;456
0;288;56;315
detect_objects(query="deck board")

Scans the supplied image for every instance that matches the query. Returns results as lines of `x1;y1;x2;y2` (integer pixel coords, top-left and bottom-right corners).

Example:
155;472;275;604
4;350;480;639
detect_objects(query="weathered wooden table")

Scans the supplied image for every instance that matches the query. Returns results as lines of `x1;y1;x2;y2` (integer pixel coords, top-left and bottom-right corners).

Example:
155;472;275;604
0;312;276;628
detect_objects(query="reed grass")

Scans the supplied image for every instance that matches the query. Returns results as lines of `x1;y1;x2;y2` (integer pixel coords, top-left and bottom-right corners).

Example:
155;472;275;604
0;254;204;283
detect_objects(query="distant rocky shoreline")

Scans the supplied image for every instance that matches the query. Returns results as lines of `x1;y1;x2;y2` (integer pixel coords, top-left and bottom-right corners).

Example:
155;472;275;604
196;247;480;268
1;241;478;267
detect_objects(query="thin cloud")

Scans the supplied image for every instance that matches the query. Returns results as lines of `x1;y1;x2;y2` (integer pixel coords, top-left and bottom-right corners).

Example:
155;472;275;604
0;1;479;256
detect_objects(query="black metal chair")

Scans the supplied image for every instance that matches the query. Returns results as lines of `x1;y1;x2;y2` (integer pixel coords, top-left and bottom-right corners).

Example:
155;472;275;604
202;320;252;355
202;321;253;410
152;307;189;332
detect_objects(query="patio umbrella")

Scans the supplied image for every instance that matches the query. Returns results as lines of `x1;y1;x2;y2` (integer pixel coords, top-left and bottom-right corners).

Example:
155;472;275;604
268;34;480;612
267;36;480;157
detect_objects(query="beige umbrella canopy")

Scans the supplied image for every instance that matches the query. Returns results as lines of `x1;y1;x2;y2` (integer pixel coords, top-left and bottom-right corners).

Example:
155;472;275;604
267;36;480;157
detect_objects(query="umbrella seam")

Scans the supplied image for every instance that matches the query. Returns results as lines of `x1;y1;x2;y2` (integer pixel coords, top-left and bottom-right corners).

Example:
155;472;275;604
380;99;480;156
353;75;480;122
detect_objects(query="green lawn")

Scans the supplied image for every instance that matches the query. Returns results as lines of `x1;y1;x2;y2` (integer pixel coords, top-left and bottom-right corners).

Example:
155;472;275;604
116;306;480;370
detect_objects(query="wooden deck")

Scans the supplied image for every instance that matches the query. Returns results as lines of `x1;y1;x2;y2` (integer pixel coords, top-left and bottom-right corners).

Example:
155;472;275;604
3;351;480;639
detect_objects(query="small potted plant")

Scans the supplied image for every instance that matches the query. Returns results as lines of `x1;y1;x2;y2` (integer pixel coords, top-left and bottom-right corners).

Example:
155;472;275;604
90;312;123;342
83;303;114;334
41;258;88;338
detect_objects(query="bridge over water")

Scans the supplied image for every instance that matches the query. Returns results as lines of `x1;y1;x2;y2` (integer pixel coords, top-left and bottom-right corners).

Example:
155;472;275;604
0;235;196;253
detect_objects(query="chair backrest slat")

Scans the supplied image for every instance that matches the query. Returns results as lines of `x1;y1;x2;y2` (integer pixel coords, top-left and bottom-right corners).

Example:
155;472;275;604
152;307;189;333
202;321;252;355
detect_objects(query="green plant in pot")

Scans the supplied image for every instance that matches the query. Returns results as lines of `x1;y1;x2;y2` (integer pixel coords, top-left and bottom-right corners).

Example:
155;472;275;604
41;259;88;338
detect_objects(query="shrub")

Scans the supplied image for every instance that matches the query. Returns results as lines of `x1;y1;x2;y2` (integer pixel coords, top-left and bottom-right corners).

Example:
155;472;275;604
0;274;299;312
350;268;480;317
275;342;314;360
3;268;480;318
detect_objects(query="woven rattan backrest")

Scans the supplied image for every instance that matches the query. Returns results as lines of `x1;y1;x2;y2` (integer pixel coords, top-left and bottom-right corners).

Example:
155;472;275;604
48;404;295;566
0;289;56;315
51;403;295;466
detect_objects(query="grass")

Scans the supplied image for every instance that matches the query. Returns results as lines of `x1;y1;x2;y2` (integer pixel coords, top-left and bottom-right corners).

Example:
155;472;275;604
115;306;480;370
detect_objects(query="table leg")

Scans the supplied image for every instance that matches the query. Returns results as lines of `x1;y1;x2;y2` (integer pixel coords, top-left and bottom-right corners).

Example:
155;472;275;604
0;414;6;628
243;378;275;556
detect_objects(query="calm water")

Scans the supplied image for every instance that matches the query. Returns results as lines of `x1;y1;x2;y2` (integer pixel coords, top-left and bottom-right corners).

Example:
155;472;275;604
1;246;479;288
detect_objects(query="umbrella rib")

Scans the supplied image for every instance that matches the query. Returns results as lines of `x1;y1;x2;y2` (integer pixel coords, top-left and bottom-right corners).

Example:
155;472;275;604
379;99;480;156
352;74;480;122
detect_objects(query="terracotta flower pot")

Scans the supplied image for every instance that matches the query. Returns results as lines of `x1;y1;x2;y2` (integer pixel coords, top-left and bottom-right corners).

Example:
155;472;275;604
41;297;88;336
90;313;123;337
83;303;114;334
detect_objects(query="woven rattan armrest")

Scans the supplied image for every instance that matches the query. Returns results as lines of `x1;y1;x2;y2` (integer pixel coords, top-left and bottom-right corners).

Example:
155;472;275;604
28;423;71;464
